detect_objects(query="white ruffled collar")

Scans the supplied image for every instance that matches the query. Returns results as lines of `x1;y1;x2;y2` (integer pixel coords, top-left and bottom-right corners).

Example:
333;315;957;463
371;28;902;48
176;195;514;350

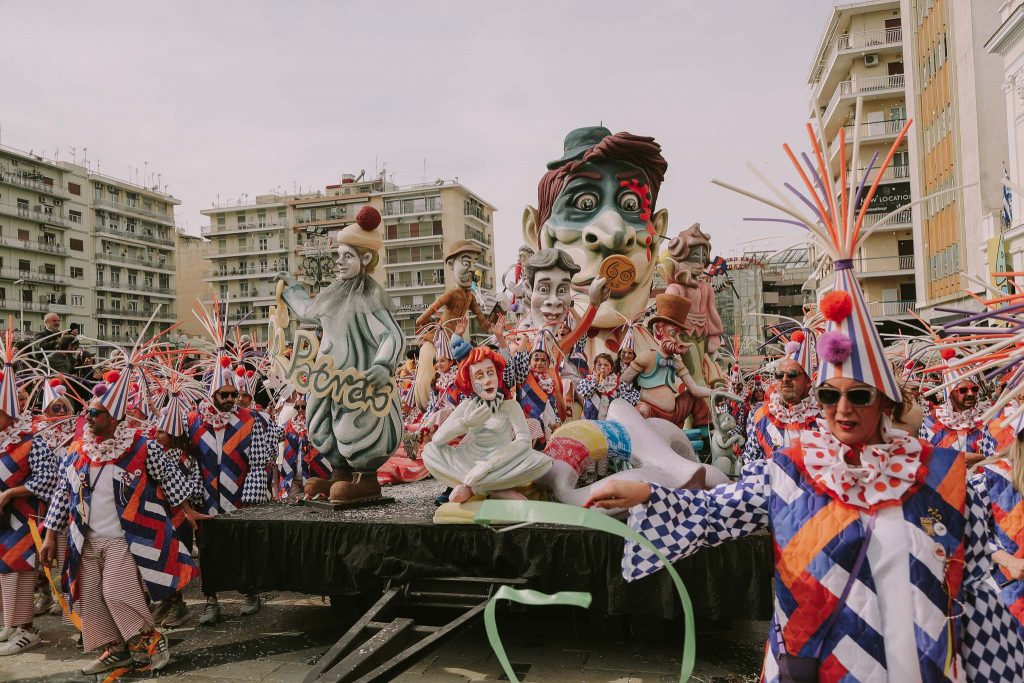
797;417;927;511
767;391;819;424
934;403;982;431
199;400;236;430
37;418;76;451
289;415;307;437
0;413;35;452
80;420;138;465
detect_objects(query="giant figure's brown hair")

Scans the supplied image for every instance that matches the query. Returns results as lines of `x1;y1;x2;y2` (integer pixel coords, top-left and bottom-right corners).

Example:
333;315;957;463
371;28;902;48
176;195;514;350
536;132;668;227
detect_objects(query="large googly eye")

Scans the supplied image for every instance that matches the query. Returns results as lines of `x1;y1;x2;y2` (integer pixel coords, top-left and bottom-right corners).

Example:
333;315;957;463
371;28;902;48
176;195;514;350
618;192;641;212
573;193;598;211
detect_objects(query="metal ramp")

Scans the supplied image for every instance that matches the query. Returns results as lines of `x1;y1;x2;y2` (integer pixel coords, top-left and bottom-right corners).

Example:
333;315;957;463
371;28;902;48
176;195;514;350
304;576;522;683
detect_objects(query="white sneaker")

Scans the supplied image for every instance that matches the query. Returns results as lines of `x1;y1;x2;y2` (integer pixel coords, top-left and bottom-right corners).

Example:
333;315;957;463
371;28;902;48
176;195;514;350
33;593;53;616
0;628;41;655
0;627;14;642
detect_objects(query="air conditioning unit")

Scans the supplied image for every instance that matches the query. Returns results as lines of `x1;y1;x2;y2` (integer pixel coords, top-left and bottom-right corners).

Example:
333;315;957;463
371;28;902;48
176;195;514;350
53;199;62;206
38;196;48;205
864;54;880;67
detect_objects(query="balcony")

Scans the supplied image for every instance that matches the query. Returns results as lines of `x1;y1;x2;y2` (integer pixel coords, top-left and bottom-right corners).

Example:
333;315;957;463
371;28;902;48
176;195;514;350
824;74;905;134
95;279;174;297
94;223;175;247
0;202;73;228
95;251;173;271
213;245;288;258
0;267;67;285
386;280;446;291
94;197;174;225
811;27;903;85
204;267;266;280
867;300;915;319
830;119;907;158
0;171;67;197
821;254;915;278
854;164;910;185
96;305;175;321
0;235;68;255
868;209;912;227
202;221;287;236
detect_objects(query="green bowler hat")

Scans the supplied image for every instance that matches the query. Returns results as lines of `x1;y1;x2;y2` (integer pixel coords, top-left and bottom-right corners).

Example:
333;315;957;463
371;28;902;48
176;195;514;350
546;126;612;170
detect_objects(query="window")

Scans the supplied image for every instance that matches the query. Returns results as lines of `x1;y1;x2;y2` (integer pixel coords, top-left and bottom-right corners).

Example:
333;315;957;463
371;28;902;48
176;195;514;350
126;194;137;208
111;324;121;337
70;238;83;251
260;259;268;273
257;212;267;227
69;210;82;223
128;273;138;286
144;275;153;288
17;229;29;242
16;198;28;215
127;219;136;233
217;215;226;226
236;213;246;227
93;185;103;201
305;208;317;222
17;259;29;273
43;264;55;275
258;237;267;250
127;300;138;312
219;285;228;298
68;182;81;196
109;187;119;202
238;237;248;249
70;266;83;279
21;289;31;303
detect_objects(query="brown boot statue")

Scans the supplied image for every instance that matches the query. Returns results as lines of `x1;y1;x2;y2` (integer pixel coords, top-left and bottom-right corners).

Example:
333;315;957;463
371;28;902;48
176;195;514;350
305;470;351;500
328;471;382;505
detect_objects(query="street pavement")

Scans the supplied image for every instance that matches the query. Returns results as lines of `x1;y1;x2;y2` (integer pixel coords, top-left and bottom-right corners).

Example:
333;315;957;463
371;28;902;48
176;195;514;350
0;585;765;682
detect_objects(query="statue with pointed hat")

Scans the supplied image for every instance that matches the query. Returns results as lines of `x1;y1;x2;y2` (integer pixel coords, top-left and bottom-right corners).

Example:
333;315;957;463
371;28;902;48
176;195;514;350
274;206;405;505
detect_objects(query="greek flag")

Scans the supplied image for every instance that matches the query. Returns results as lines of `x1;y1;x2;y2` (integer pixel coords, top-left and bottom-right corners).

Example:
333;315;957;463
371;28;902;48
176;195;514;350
1004;165;1014;230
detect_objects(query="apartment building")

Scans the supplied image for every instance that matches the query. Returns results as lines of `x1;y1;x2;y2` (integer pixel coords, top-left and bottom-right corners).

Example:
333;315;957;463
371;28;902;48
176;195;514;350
986;2;1024;274
0;145;91;336
201;173;497;347
173;233;212;339
89;170;180;346
808;0;918;335
716;248;812;354
0;144;181;348
900;0;1007;321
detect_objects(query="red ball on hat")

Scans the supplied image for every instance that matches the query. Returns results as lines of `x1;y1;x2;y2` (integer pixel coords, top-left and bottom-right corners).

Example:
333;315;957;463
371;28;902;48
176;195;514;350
939;348;957;361
219;356;232;368
355;206;381;231
821;291;852;322
235;366;246;377
48;378;62;387
791;330;806;343
103;370;120;384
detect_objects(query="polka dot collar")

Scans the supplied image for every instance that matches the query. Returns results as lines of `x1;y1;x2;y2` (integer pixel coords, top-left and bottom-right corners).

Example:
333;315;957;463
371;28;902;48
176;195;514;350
795;417;928;511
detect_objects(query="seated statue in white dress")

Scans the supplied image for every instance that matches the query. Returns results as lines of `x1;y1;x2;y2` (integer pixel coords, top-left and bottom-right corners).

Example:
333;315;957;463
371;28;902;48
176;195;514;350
422;346;552;522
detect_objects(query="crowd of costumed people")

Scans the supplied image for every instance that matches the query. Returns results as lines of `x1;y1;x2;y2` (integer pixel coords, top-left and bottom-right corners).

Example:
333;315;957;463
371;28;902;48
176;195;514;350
2;121;1024;682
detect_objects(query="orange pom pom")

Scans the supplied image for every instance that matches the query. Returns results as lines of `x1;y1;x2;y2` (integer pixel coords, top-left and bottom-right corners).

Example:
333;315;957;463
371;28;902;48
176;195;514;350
791;330;806;343
820;291;852;322
103;370;120;384
939;348;957;361
219;356;231;368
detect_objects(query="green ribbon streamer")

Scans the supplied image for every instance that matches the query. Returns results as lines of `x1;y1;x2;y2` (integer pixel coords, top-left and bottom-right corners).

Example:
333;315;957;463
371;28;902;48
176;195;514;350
474;500;696;682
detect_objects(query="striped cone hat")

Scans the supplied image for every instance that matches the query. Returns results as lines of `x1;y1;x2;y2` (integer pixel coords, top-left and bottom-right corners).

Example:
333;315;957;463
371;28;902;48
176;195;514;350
157;395;189;437
784;327;815;379
97;369;134;421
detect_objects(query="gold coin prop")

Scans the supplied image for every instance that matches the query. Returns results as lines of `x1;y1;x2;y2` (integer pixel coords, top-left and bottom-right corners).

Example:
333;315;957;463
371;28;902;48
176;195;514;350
599;255;636;294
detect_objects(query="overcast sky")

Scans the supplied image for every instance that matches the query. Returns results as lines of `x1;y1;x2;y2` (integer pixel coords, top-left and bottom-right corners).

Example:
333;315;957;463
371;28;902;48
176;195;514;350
1;0;831;276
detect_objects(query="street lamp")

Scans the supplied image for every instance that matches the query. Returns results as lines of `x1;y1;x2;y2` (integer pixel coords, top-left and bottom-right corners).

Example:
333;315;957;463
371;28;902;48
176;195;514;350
13;279;24;339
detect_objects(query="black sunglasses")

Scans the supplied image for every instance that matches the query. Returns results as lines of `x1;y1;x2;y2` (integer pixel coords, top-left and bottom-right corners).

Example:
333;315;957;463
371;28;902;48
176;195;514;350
50;405;69;414
956;387;979;395
86;407;108;417
218;391;239;399
813;386;878;407
774;370;803;380
294;404;306;411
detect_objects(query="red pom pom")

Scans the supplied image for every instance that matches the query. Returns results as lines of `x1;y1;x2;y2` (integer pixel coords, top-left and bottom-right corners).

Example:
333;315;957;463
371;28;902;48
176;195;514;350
235;366;246;377
939;348;957;361
732;364;740;373
791;330;806;343
0;371;6;382
820;291;852;322
48;378;62;387
103;370;120;384
753;374;762;382
219;356;231;368
130;382;139;391
355;206;382;231
245;370;255;378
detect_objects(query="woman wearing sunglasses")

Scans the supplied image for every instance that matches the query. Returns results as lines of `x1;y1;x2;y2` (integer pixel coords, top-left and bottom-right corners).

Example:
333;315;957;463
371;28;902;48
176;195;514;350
587;270;1016;677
